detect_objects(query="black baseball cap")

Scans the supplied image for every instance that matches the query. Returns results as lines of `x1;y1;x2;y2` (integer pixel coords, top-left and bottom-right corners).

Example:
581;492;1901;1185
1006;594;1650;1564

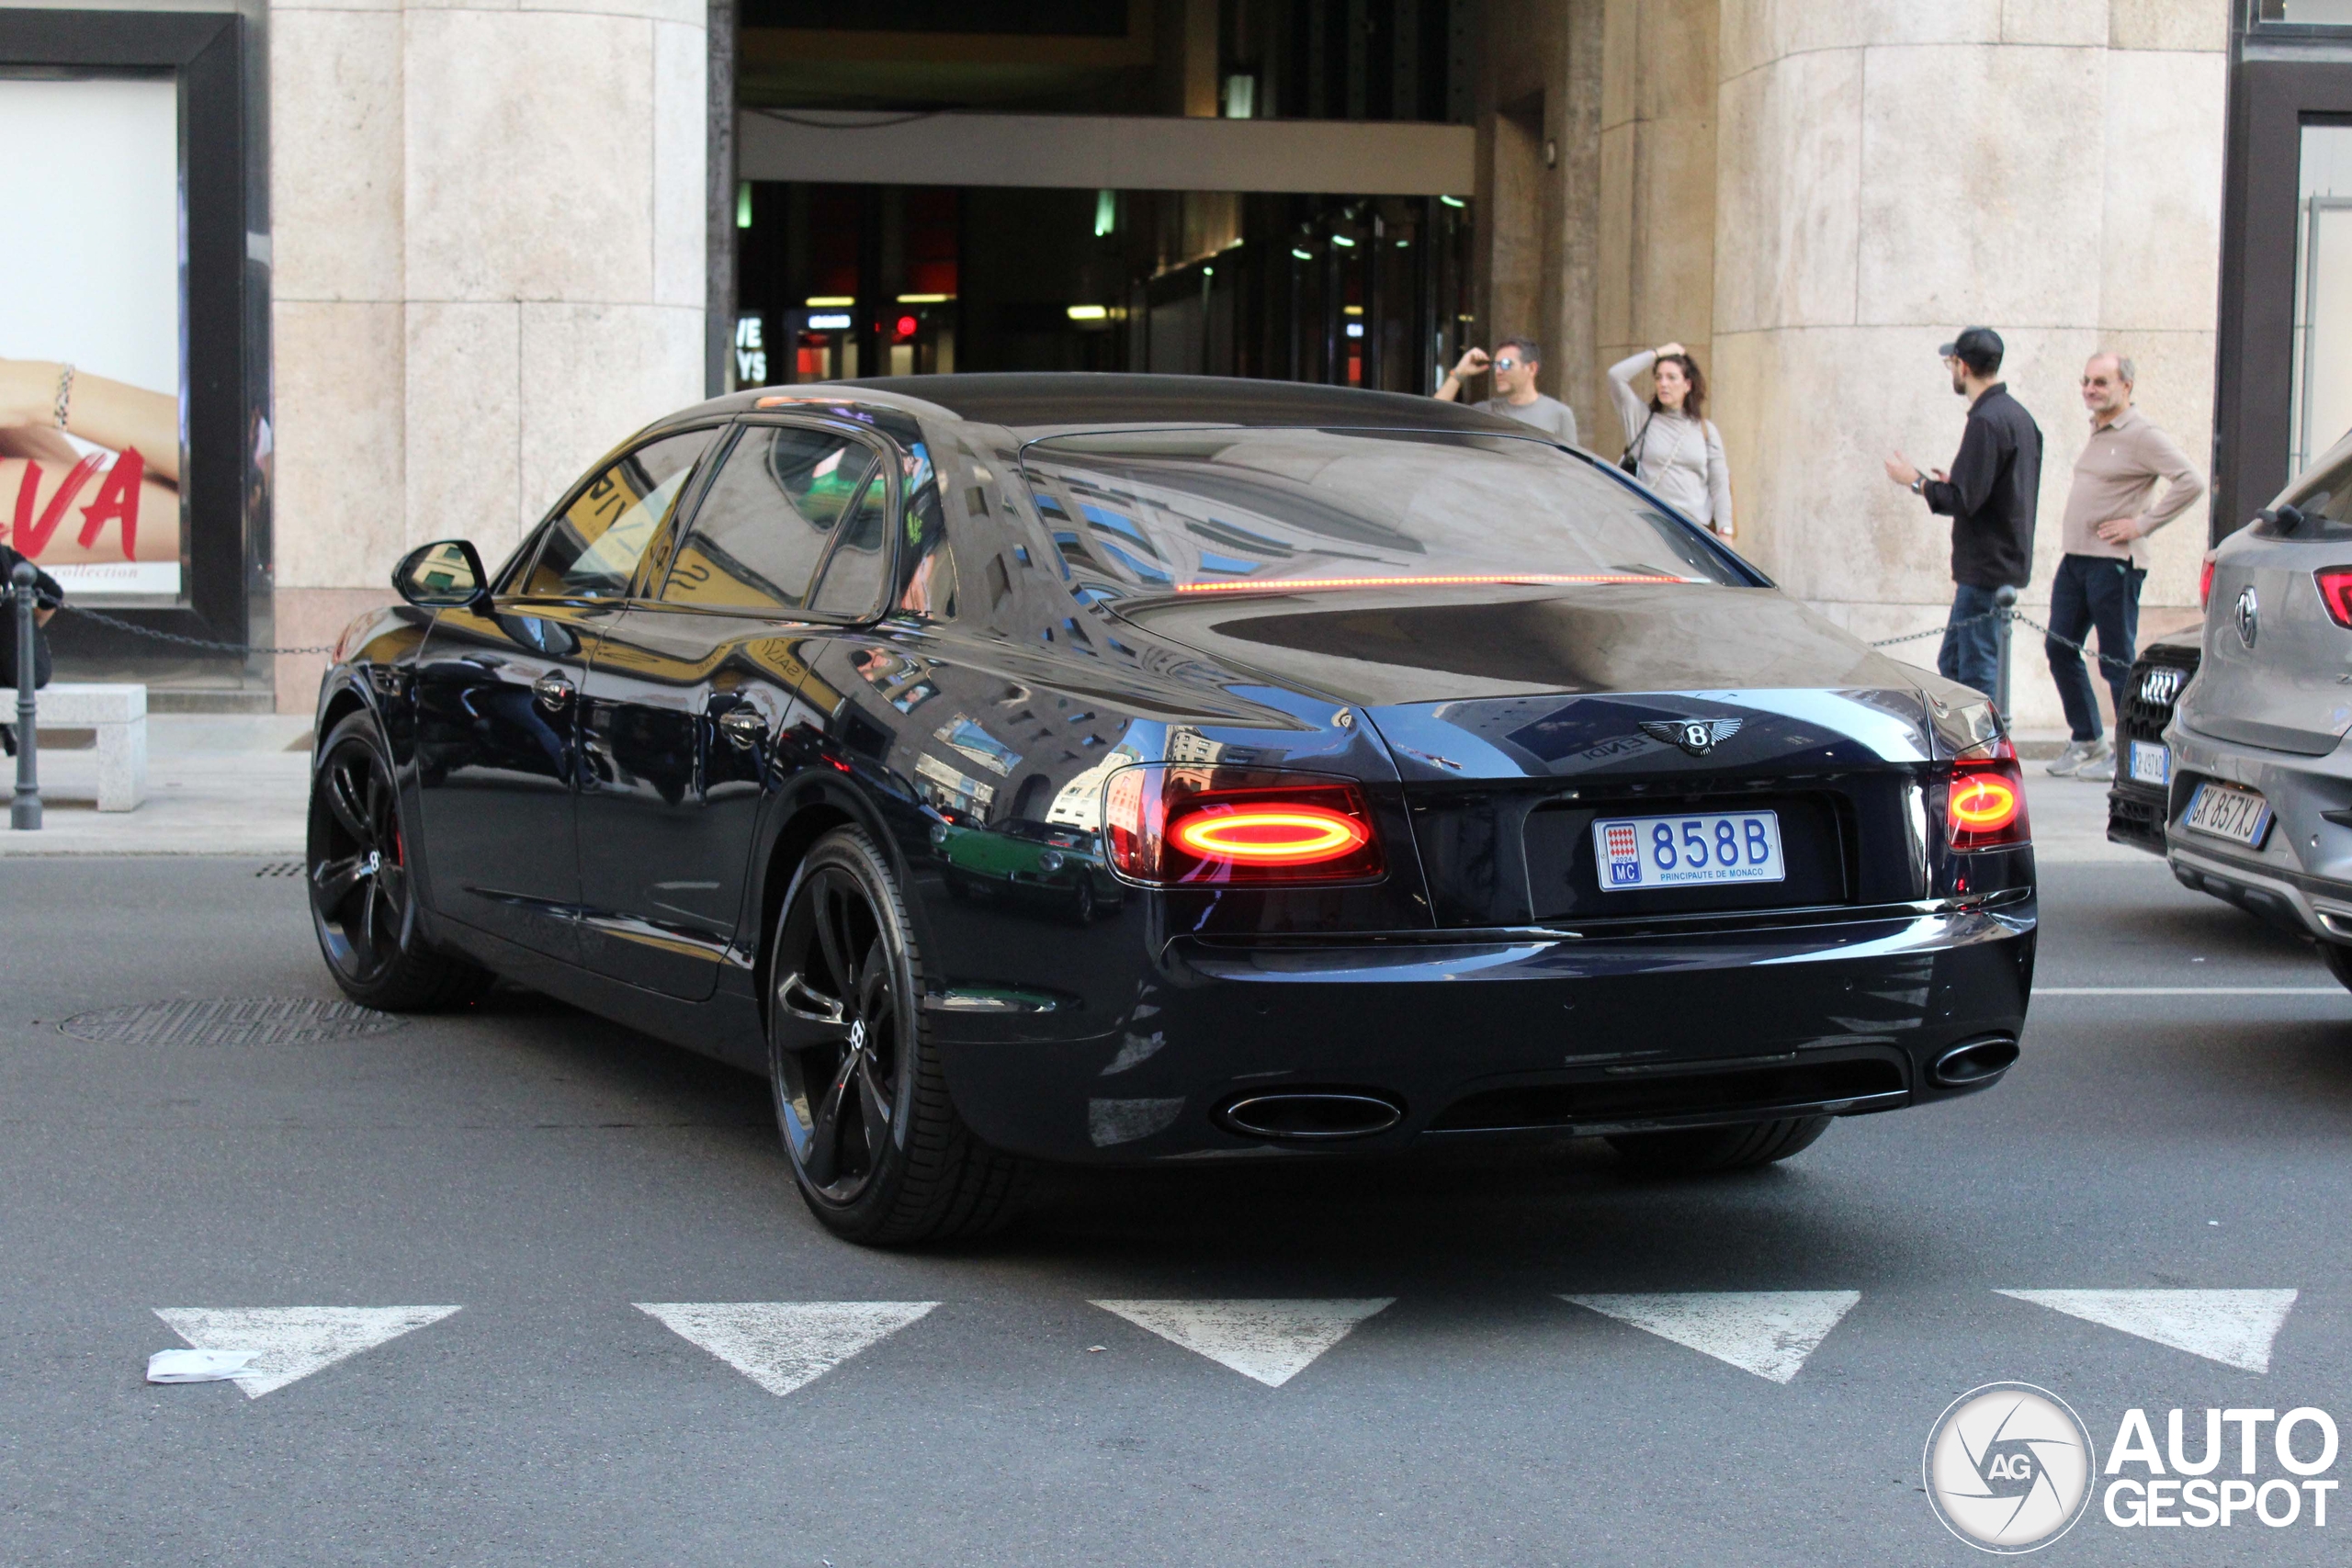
1937;326;2004;374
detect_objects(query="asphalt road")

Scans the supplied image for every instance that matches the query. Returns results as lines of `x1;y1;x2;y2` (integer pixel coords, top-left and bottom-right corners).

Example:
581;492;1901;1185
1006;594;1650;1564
2;853;2348;1566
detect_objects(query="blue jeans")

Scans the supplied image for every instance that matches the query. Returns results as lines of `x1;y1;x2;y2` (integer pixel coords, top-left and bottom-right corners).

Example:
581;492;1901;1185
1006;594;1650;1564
2044;552;2143;742
1938;582;2004;697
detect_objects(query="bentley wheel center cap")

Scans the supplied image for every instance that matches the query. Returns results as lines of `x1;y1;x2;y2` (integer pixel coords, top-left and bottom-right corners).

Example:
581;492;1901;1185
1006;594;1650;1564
848;1019;866;1052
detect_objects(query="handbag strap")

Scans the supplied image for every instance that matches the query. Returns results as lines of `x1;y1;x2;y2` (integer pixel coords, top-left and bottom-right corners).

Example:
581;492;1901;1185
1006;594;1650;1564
1622;409;1656;468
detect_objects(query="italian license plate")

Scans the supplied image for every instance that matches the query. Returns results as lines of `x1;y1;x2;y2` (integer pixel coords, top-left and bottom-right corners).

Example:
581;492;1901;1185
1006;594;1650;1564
2181;782;2271;847
1593;810;1786;890
2129;740;2170;787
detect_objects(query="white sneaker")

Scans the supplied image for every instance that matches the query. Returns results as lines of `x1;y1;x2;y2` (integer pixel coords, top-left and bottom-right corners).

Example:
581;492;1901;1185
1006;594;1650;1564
2046;739;2107;777
2076;750;2115;783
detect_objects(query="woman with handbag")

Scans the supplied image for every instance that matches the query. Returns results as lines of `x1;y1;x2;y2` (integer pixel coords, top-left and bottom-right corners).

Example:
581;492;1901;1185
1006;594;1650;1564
1608;343;1734;538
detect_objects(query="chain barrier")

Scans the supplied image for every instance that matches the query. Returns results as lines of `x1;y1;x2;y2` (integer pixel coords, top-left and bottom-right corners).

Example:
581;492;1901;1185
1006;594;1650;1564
1869;605;2135;677
44;601;335;656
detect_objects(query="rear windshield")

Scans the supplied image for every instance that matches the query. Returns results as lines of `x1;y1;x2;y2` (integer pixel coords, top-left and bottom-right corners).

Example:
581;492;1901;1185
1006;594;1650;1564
1015;427;1749;597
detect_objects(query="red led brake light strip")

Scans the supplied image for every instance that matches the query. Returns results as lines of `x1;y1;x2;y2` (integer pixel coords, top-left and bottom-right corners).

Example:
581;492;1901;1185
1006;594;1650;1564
1171;572;1690;594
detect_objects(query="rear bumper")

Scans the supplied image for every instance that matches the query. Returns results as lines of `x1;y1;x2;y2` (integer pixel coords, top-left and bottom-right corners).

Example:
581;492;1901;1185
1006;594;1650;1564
933;895;2037;1162
2165;720;2352;943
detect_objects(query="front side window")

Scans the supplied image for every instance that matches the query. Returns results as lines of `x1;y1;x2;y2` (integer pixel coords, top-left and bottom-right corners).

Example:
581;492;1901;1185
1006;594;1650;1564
520;427;719;599
662;425;880;613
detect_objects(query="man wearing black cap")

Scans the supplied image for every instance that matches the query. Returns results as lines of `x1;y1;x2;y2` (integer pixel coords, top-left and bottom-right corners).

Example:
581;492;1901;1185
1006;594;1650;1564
1883;327;2042;699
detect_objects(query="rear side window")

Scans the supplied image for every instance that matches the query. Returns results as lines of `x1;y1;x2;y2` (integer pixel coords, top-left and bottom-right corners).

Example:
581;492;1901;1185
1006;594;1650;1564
662;425;879;613
521;428;718;598
808;471;894;619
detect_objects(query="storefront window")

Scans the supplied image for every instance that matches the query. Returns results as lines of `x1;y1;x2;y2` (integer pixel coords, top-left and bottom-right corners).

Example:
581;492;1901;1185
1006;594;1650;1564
2260;0;2352;24
2292;122;2352;475
0;74;186;604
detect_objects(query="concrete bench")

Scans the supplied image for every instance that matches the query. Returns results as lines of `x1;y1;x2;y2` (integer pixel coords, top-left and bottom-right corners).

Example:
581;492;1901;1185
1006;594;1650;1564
1;683;147;811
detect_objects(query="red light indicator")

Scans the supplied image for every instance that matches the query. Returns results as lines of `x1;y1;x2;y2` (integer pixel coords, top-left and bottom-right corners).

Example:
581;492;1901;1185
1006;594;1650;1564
1948;775;2019;834
896;314;919;338
1170;806;1371;865
2316;566;2352;628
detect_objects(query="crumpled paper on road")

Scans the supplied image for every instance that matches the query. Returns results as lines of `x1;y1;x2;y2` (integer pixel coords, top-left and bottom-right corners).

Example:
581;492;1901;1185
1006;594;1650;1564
146;1348;259;1383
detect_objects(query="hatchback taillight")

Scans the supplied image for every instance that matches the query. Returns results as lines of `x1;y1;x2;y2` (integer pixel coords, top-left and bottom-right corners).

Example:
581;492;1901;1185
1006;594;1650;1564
2199;558;2215;609
1102;765;1385;885
1936;739;2030;852
2317;567;2352;628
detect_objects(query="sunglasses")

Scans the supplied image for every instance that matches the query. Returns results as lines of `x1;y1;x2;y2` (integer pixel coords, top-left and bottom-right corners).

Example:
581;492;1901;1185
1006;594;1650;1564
1492;357;1523;370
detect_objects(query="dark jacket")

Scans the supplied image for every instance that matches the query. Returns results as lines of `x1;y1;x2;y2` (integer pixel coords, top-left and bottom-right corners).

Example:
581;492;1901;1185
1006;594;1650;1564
0;545;64;690
1922;383;2041;590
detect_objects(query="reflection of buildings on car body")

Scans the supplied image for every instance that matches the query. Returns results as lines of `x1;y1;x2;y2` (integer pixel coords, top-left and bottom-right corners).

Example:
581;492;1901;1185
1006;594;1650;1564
14;0;2298;745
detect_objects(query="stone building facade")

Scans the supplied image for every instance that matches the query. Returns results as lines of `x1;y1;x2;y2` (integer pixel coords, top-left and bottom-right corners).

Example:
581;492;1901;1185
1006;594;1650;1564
1476;0;2227;732
6;0;2232;731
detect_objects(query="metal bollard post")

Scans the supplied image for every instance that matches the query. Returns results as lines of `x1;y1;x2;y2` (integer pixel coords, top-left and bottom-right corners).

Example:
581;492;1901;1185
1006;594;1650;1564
1993;583;2018;723
11;560;40;831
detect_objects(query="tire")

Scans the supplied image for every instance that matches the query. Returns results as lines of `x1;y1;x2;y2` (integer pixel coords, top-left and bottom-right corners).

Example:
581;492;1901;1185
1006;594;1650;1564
2322;942;2352;994
767;826;1026;1246
1069;878;1097;925
1605;1115;1833;1176
307;712;494;1011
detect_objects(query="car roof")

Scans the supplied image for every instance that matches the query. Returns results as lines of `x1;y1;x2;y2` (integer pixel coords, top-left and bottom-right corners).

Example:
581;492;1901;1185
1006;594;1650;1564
660;373;1544;442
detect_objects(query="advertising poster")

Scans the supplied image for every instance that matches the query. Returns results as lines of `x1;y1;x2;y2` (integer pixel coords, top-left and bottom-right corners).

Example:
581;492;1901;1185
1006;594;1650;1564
0;75;184;602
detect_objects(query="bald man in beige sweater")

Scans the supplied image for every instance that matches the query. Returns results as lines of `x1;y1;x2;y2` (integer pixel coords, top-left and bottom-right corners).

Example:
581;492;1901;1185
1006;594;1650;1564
2044;352;2205;781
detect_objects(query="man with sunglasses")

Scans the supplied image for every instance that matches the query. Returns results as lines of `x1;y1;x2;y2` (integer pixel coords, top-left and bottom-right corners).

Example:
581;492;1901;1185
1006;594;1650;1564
1434;337;1578;446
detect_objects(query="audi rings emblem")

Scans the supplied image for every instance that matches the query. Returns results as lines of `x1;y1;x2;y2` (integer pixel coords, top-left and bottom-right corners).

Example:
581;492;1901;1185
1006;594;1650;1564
2138;666;2184;705
2234;583;2259;649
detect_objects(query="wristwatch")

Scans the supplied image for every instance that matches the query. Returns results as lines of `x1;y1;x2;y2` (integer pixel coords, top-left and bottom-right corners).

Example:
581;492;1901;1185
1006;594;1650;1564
1909;475;1927;495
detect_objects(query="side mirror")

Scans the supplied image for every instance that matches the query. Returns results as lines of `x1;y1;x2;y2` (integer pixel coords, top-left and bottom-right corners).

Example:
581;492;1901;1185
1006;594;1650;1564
393;539;491;609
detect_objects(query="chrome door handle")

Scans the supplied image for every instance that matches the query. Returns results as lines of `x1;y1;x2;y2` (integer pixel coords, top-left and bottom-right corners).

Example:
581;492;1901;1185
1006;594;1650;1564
717;706;768;750
532;671;574;712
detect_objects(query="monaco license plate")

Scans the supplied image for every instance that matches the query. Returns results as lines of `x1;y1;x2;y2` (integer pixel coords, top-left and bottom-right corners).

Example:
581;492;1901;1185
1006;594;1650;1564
2182;782;2271;848
2129;740;2170;788
1593;810;1786;891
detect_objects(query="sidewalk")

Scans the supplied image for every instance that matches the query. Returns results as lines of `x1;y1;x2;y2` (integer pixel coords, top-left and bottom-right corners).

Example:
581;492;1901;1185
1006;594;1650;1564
0;716;311;857
0;714;2139;866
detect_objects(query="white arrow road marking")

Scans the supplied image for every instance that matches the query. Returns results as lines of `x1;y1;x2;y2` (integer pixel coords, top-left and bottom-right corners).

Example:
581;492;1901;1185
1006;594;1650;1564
152;1305;462;1398
634;1302;939;1397
1564;1291;1861;1384
1996;1289;2300;1373
1089;1299;1395;1387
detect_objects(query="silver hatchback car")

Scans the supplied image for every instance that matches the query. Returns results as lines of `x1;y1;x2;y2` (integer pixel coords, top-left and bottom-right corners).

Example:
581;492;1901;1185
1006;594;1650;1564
2168;432;2352;988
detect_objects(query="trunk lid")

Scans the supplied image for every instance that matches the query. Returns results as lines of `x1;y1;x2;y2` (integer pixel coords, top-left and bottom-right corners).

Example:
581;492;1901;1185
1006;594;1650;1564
2188;530;2352;756
1365;688;1939;926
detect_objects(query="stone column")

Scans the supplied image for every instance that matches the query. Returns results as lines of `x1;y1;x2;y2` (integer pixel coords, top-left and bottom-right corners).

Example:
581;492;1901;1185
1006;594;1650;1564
1708;0;2225;732
270;0;707;712
1595;0;1719;458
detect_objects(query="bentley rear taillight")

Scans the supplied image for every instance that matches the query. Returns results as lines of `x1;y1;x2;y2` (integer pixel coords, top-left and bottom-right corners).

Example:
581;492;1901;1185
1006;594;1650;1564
1102;765;1385;886
1936;738;2030;852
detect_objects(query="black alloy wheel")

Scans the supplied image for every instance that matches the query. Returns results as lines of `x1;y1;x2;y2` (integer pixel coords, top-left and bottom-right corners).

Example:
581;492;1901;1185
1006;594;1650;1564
306;713;492;1011
767;827;1024;1245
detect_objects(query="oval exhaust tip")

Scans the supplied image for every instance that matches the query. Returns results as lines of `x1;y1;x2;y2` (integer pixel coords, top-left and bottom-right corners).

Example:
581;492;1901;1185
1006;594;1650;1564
1931;1036;2019;1089
1219;1090;1404;1141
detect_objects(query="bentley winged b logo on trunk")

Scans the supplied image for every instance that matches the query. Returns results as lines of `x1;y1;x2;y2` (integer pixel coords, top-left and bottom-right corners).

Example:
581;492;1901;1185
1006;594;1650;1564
1638;716;1744;757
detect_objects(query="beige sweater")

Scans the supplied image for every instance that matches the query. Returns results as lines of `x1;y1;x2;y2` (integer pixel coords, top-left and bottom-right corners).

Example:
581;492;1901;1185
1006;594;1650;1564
1607;349;1733;533
2060;405;2204;568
